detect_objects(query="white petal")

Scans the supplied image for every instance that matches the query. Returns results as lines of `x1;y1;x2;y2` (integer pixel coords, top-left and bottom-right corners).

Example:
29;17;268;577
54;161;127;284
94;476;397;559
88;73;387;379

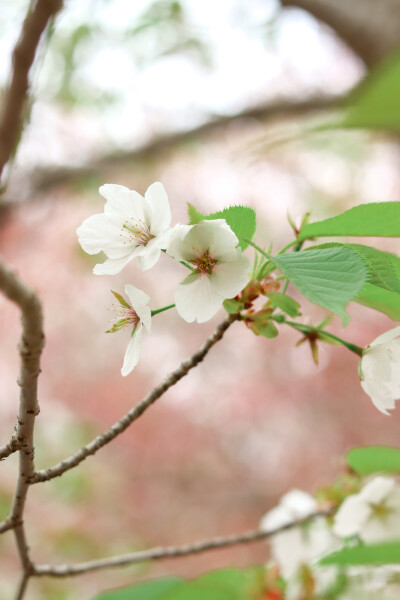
333;494;371;538
100;184;147;222
124;285;152;333
361;510;400;543
183;220;238;261
206;219;241;260
167;224;194;262
260;505;292;532
77;213;128;257
281;489;318;518
210;253;250;298
359;476;395;504
93;254;136;275
175;274;224;323
369;326;400;347
136;246;161;271
360;378;396;415
362;345;392;383
145;182;171;235
121;326;143;376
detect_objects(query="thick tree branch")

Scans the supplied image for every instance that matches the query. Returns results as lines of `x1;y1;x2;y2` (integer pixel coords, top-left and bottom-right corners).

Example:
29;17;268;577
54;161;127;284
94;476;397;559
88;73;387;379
33;509;332;577
281;0;400;68
0;258;44;594
31;313;239;484
0;0;63;184
23;94;342;196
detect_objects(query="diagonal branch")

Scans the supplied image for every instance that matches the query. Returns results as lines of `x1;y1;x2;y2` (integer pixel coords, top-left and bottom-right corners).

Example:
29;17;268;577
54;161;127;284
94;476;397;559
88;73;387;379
0;258;44;588
31;313;239;484
25;94;342;196
33;509;333;577
0;0;63;183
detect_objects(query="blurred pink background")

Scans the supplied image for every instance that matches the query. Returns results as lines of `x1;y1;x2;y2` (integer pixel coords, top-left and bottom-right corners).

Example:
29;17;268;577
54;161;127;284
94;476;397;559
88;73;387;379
1;1;400;598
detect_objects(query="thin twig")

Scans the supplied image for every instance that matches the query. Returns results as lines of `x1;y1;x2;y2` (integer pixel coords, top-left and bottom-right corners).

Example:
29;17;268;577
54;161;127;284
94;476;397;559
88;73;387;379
0;435;22;460
0;258;44;593
33;509;333;577
15;573;31;600
0;519;14;534
0;0;63;183
31;314;239;484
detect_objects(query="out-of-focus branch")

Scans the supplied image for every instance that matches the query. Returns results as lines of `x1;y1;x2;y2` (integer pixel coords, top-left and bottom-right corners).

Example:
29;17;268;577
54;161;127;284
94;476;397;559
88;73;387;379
281;0;400;68
0;519;14;534
31;313;239;484
0;0;63;184
25;94;342;196
0;258;44;597
34;509;333;577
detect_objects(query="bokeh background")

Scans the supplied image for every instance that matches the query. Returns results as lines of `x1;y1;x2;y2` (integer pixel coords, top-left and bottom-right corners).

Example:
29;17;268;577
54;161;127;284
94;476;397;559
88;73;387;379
1;1;400;598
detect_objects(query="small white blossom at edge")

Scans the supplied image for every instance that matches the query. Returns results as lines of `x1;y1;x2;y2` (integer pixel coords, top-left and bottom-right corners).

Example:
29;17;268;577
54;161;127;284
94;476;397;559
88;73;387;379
359;326;400;415
333;475;400;543
259;489;338;579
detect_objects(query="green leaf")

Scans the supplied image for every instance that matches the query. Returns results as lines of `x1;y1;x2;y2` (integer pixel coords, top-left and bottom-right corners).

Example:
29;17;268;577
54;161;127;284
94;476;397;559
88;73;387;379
268;292;301;317
347;446;400;476
320;541;400;566
206;206;256;250
306;243;400;303
253;319;279;338
298;202;400;240
93;568;265;600
342;50;400;131
187;203;205;225
111;290;131;309
349;245;400;293
187;204;257;250
356;283;400;321
223;298;245;314
271;247;367;324
93;577;183;599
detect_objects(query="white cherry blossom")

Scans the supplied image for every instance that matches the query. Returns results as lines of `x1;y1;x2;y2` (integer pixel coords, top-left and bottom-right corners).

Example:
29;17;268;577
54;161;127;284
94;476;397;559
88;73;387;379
359;326;400;415
167;219;250;323
107;285;151;376
333;476;400;543
77;182;172;275
260;489;337;579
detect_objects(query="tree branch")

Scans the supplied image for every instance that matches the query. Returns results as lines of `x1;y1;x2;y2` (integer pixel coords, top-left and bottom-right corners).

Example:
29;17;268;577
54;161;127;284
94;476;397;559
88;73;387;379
15;574;30;600
24;94;342;196
0;0;63;184
281;0;400;68
0;258;44;588
33;509;332;577
0;436;22;461
31;313;239;484
0;519;14;534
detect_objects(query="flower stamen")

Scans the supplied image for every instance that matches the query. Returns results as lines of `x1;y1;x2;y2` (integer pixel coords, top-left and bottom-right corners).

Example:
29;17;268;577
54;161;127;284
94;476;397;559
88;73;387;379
191;249;218;275
122;219;154;246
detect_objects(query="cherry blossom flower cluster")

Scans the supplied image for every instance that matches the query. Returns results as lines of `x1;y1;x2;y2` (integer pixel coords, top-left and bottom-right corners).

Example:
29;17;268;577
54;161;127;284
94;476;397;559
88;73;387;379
77;182;250;375
76;182;400;415
260;476;400;599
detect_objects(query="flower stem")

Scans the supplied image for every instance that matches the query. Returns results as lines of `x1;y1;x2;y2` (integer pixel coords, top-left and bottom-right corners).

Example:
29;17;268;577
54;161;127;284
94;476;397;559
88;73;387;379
282;319;363;356
277;239;299;255
151;304;176;317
